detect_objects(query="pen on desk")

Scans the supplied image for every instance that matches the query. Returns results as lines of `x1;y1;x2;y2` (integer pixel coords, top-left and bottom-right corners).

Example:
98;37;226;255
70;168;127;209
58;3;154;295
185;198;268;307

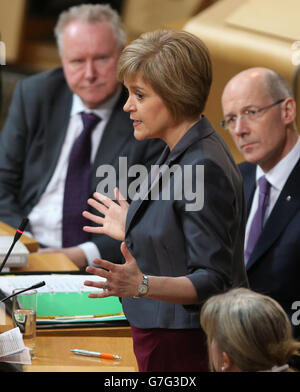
71;349;121;360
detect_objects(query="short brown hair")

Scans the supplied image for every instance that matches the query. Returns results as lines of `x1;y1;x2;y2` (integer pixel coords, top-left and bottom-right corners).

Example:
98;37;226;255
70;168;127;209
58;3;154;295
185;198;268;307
117;29;212;121
200;288;300;372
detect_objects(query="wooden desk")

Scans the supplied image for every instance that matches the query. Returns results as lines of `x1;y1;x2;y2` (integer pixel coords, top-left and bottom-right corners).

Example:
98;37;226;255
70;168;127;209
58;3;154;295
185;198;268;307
12;253;79;272
0;221;39;253
24;326;137;372
0;221;79;272
0;320;137;372
0;223;137;372
1;301;136;371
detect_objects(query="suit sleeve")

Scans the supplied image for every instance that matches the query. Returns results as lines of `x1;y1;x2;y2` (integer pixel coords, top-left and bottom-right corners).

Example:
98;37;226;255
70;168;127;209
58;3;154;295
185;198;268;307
0;79;32;229
180;160;245;302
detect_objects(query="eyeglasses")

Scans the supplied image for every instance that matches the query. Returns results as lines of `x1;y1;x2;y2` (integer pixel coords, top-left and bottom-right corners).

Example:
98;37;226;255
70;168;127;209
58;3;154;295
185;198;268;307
220;99;285;131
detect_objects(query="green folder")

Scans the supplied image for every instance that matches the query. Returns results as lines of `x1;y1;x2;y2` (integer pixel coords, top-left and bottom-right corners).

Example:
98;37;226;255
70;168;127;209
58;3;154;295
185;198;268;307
19;292;125;324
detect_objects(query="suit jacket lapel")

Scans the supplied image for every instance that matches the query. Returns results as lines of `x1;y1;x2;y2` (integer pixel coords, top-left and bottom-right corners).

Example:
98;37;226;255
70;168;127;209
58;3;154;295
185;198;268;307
125;116;214;236
125;146;170;234
247;158;300;270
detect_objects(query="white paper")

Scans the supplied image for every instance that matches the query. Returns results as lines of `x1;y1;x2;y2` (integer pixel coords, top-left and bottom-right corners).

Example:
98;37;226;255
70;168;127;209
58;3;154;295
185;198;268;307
0;327;25;357
39;314;126;323
0;328;32;364
0;346;31;364
0;274;105;296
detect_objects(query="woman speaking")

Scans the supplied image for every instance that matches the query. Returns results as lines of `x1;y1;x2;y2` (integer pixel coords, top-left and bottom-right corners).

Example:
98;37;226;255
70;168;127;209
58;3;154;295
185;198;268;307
82;29;248;372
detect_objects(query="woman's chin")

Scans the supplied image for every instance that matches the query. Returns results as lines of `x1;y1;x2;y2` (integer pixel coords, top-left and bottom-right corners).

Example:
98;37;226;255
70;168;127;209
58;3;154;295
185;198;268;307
133;129;147;141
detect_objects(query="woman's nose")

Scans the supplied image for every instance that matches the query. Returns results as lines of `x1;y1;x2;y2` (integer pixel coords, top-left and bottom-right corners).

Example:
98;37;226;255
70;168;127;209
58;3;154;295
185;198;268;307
123;97;135;112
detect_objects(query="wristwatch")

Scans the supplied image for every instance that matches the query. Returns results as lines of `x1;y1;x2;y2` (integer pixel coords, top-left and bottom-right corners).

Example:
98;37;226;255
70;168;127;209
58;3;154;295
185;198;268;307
137;275;149;297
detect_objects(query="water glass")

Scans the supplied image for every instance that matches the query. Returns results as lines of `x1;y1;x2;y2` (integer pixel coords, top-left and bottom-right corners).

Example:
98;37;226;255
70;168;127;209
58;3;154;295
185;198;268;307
12;289;37;358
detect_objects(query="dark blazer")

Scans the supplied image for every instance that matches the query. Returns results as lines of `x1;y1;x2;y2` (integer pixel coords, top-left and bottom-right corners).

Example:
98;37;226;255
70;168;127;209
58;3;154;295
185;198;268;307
0;67;164;262
240;160;300;338
122;117;248;329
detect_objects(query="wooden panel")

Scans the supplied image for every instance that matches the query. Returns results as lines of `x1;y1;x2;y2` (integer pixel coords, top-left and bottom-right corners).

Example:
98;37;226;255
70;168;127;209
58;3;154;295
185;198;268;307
18;40;61;71
227;0;300;42
122;0;205;42
0;0;27;63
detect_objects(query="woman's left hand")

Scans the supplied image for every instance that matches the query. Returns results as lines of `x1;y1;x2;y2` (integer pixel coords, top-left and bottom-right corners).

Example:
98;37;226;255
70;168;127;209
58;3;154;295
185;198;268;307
84;242;143;298
82;188;129;241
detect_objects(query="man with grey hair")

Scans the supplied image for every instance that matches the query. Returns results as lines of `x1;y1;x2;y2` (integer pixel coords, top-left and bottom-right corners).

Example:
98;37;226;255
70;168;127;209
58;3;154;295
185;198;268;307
0;4;164;268
221;67;300;339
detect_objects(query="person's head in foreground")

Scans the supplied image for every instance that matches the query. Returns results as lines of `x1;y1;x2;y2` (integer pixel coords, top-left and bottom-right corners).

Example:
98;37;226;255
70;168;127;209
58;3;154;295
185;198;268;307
117;29;212;150
200;288;300;372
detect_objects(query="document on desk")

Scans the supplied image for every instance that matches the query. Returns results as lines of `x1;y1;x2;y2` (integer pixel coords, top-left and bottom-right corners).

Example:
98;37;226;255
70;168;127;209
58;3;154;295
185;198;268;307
0;274;104;295
0;275;126;325
0;327;31;364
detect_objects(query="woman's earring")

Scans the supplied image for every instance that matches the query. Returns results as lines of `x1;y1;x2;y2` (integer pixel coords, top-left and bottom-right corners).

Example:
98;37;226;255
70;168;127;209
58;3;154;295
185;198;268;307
221;366;225;372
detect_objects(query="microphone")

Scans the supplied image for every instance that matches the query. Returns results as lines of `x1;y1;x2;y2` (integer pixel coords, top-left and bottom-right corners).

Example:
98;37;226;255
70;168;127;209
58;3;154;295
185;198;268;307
0;281;46;303
0;218;29;273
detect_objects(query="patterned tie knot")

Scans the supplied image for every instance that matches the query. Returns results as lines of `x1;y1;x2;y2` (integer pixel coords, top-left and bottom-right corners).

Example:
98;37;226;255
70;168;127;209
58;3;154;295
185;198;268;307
81;112;101;134
258;175;270;196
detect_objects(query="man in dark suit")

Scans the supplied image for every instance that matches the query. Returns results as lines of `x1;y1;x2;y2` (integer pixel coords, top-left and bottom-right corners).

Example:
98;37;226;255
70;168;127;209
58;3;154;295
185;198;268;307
221;67;300;338
0;4;163;269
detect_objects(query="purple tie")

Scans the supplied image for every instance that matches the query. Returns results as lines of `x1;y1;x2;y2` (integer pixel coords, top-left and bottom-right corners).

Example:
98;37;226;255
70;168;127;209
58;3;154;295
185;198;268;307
244;176;271;264
62;112;101;247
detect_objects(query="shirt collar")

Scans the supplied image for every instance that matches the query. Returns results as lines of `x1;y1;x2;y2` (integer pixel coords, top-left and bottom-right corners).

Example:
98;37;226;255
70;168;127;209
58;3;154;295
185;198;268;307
70;85;122;122
256;136;300;190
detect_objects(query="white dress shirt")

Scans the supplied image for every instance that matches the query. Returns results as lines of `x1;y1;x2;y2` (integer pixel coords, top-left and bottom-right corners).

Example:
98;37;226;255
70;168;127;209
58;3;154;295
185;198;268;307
245;136;300;249
28;87;121;265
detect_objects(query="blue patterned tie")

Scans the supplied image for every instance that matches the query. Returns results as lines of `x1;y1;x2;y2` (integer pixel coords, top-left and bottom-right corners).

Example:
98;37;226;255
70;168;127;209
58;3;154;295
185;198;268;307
62;112;101;247
244;176;271;264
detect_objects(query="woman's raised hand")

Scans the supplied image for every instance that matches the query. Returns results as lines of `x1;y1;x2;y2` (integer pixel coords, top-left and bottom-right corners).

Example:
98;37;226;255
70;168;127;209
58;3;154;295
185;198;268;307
82;187;129;241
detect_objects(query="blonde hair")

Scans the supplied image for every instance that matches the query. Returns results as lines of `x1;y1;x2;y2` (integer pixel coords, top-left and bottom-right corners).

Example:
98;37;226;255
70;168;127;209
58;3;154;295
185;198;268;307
117;29;212;121
200;288;300;372
54;4;126;54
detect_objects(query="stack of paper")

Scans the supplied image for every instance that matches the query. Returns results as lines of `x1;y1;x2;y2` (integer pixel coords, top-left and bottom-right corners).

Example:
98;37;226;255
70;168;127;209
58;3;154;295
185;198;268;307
0;327;31;364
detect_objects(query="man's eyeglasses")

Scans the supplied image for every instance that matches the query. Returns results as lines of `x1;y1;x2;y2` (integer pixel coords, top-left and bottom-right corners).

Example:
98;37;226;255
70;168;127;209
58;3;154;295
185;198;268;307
220;99;285;131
